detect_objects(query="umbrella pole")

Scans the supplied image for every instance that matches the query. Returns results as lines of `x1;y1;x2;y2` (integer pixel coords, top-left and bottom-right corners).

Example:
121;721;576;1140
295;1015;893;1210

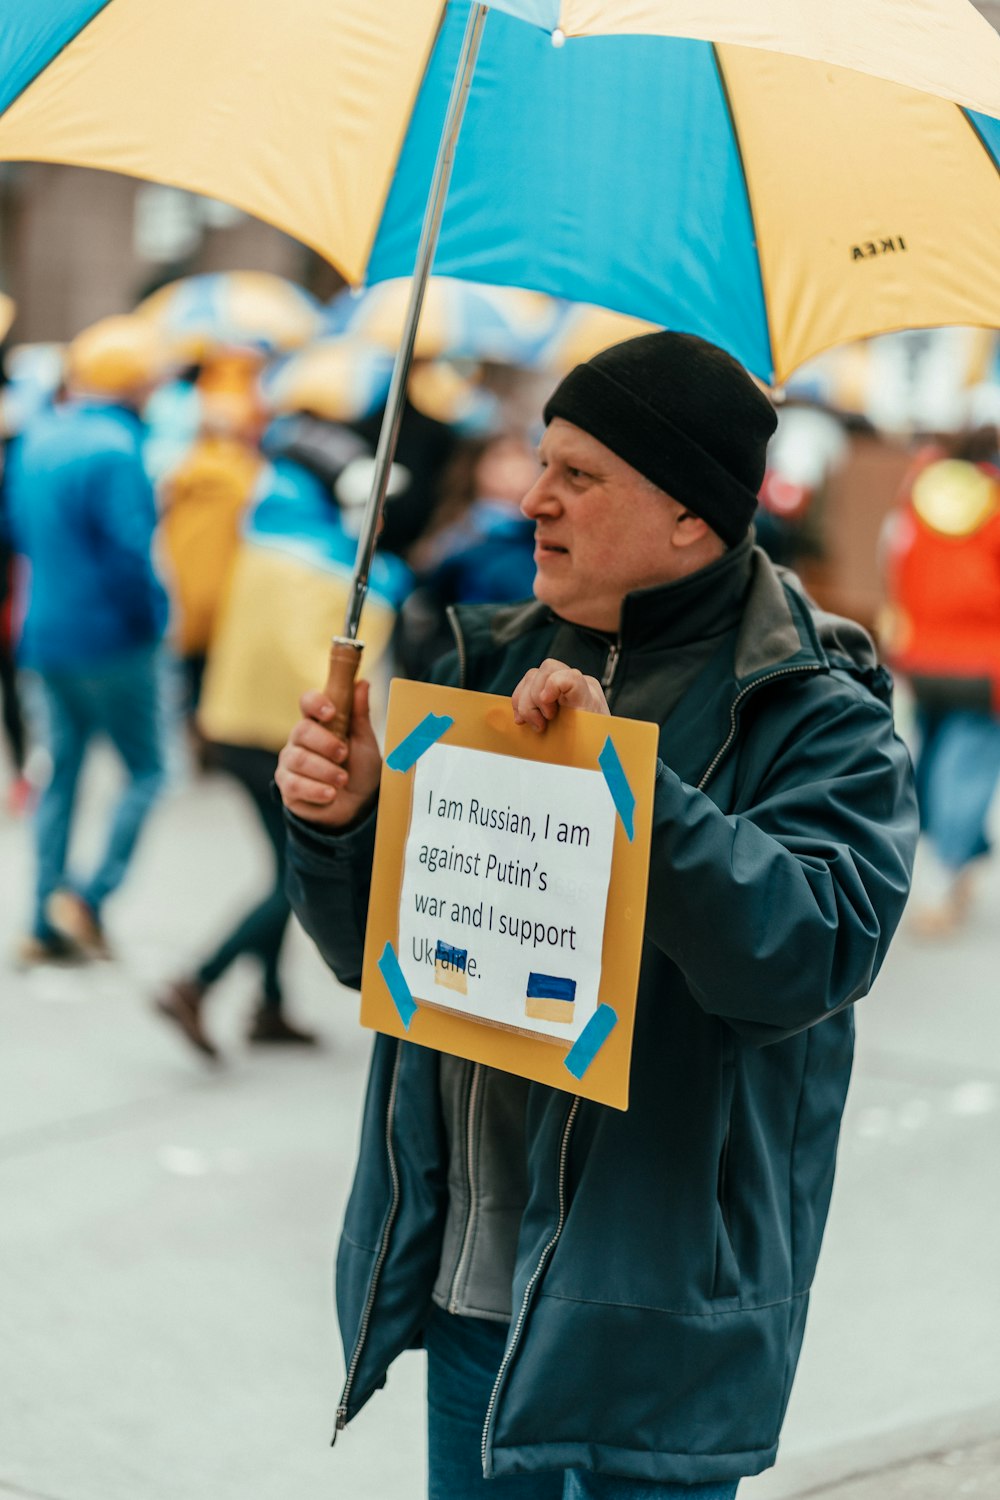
324;2;490;737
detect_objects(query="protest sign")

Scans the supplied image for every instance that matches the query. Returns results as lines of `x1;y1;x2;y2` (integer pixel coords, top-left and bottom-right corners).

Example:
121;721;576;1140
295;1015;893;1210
360;679;658;1109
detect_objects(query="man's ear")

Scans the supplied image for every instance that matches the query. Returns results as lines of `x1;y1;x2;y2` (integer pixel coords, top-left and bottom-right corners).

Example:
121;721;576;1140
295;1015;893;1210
673;509;713;548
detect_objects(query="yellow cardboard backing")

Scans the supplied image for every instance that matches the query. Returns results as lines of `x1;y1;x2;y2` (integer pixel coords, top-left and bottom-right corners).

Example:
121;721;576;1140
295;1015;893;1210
360;680;658;1111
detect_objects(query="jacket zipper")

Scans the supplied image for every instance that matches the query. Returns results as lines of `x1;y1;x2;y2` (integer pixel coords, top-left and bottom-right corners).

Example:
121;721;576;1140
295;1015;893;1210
446;604;469;692
334;1043;403;1437
600;639;621;693
480;1096;580;1477
448;1061;483;1311
696;664;817;791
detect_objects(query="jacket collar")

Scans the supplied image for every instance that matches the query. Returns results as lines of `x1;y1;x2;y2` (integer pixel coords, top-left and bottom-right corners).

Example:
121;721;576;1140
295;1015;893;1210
617;534;753;652
455;546;883;790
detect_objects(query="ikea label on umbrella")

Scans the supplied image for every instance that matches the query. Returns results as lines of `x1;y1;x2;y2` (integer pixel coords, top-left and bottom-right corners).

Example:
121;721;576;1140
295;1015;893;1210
397;743;616;1045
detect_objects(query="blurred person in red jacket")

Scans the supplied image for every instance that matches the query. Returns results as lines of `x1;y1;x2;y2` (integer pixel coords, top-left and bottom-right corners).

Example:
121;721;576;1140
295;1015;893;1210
882;428;1000;935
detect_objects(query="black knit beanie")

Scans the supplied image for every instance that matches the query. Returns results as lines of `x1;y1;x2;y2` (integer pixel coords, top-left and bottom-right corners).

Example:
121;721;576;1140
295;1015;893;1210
543;331;777;547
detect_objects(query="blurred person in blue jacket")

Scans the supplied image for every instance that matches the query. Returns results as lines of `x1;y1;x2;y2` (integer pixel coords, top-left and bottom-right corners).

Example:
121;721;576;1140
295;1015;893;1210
5;315;171;964
154;408;410;1058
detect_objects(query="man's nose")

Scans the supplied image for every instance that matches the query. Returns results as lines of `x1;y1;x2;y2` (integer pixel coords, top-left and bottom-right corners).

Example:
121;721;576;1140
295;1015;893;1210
521;472;558;519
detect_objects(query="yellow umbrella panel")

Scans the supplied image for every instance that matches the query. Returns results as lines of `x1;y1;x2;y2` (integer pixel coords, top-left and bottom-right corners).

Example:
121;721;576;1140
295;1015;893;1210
720;45;1000;379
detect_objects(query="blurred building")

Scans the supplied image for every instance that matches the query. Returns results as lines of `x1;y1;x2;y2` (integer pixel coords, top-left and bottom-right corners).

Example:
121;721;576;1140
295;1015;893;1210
0;165;341;343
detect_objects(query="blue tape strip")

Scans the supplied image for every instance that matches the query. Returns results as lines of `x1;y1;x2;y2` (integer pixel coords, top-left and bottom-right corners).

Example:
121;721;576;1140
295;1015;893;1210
564;1004;618;1079
598;736;635;841
385;712;454;772
378;942;418;1030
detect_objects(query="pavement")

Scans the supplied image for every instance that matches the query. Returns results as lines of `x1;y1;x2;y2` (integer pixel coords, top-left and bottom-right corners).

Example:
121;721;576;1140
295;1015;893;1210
1;746;999;1500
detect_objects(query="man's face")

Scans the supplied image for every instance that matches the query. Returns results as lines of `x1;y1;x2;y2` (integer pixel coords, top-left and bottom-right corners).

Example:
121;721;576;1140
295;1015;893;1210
521;418;698;631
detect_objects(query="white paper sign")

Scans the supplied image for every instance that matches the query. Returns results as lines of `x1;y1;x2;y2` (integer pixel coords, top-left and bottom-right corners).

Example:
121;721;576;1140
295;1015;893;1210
397;743;617;1045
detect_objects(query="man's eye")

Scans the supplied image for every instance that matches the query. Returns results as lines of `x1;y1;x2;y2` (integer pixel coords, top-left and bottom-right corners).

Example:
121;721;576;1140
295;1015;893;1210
566;466;587;480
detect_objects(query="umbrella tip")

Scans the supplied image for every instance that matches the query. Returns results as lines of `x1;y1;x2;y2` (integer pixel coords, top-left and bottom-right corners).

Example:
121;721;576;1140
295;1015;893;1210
551;27;566;48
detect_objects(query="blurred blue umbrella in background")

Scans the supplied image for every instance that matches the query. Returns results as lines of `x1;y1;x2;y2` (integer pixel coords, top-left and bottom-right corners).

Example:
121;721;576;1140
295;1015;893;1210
326;277;559;364
136;272;323;359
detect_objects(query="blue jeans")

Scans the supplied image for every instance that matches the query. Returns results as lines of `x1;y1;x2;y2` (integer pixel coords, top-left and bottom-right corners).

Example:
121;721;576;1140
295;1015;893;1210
425;1308;740;1500
915;707;1000;871
30;646;166;938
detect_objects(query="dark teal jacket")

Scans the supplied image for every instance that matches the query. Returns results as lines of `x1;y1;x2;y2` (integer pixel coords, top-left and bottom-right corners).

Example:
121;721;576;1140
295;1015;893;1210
286;549;917;1485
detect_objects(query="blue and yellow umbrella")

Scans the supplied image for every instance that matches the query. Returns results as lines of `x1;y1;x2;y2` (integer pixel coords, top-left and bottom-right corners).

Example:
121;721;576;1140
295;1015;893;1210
262;338;503;434
533;304;662;375
3;2;1000;383
326;277;559;364
261;338;395;425
135;272;323;359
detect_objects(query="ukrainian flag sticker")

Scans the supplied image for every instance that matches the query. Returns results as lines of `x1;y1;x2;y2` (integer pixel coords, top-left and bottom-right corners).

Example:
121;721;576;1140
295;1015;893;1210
435;940;468;995
525;973;577;1025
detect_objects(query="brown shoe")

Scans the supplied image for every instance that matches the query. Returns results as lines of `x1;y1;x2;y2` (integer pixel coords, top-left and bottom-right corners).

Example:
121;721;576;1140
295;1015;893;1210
247;1007;318;1046
910;900;964;940
154;979;220;1061
45;889;113;961
13;932;89;970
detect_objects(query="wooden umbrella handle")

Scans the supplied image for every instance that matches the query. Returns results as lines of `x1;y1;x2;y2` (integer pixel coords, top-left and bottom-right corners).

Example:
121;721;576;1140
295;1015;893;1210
324;637;364;741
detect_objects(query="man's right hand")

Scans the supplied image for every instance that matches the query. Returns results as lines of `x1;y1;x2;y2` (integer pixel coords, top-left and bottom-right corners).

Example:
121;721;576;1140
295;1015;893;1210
276;679;382;829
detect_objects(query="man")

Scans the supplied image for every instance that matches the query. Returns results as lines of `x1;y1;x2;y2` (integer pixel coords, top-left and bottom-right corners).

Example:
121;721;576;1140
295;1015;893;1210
7;315;170;963
276;333;918;1498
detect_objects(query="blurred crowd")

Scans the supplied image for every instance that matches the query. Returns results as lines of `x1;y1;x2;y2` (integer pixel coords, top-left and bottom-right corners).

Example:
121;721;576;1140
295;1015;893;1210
1;275;998;1062
0;277;555;1059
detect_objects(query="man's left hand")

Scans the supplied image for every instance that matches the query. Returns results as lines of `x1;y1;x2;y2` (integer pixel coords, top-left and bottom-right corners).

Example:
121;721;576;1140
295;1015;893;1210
511;658;610;732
